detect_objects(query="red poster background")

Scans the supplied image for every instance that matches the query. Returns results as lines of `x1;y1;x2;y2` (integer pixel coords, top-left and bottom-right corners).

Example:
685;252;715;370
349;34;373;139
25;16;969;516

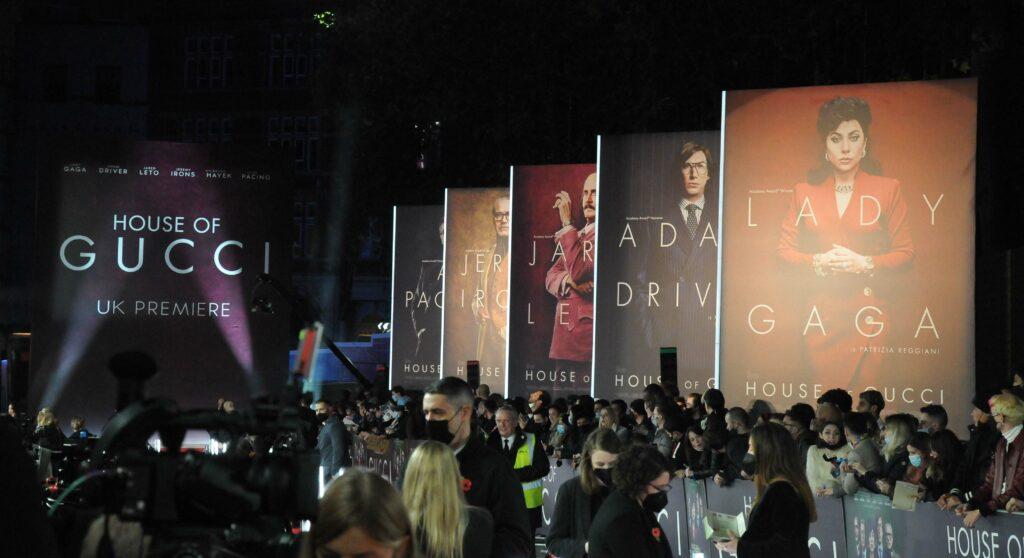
720;79;976;431
507;164;596;397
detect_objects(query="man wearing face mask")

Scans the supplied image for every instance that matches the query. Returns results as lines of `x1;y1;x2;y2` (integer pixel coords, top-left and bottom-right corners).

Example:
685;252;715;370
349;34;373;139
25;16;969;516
587;444;674;558
948;394;1024;527
315;399;349;480
422;377;532;558
486;405;550;536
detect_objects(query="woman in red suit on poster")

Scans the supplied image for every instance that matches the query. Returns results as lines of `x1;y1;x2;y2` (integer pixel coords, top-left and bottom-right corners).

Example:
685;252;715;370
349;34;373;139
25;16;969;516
777;97;913;390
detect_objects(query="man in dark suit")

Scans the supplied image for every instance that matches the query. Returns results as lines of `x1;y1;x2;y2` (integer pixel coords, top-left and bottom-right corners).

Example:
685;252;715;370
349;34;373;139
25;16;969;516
658;142;718;381
487;404;551;534
423;377;533;558
315;400;350;480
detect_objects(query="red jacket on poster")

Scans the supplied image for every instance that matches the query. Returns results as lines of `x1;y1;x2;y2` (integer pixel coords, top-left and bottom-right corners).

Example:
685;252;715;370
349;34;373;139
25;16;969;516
545;224;595;362
776;170;914;388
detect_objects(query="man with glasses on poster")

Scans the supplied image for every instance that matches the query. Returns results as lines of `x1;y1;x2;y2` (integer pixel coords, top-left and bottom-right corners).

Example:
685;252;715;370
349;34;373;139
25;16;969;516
473;195;511;367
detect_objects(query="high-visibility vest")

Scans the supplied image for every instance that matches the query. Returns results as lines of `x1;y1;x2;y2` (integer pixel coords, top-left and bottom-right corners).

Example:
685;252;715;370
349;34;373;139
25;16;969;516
513;432;544;509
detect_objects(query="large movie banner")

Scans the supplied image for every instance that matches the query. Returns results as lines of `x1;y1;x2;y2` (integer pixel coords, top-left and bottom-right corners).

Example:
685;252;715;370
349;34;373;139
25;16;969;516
592;132;721;401
29;140;292;428
720;79;976;429
441;188;510;391
389;205;444;390
507;164;596;397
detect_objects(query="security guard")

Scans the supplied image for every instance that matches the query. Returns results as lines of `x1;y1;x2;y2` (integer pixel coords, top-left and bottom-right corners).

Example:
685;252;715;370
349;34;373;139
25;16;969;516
487;404;552;535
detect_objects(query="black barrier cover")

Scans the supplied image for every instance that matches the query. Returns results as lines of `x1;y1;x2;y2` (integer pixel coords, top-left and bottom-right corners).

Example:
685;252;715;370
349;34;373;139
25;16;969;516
844;491;1024;558
350;437;422;486
655;478;692;557
539;457;577;538
683;478;711;558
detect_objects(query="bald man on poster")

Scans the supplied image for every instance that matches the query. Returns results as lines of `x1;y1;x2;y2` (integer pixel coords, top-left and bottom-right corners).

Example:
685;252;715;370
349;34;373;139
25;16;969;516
545;173;597;379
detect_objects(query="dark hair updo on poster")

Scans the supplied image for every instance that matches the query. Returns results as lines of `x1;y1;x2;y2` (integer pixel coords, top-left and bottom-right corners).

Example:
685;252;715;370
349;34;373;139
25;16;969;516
809;96;882;183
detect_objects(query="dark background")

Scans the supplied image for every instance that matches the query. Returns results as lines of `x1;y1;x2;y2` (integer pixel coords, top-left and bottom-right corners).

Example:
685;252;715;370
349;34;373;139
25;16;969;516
1;0;1022;406
389;205;443;390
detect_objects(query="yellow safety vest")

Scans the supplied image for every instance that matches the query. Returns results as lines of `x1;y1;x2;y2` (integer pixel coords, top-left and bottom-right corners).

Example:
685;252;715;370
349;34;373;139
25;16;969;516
513;432;543;509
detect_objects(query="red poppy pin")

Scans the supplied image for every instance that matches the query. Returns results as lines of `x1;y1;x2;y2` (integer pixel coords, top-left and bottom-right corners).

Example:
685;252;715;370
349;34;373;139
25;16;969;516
651;527;662;541
461;478;473;492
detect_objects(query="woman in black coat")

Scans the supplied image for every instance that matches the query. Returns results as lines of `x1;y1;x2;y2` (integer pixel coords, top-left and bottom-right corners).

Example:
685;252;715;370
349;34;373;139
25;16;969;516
546;429;624;558
587;444;673;558
715;422;815;558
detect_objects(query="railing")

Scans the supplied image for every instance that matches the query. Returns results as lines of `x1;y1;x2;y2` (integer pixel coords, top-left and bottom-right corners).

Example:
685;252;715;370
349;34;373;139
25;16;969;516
351;438;1024;558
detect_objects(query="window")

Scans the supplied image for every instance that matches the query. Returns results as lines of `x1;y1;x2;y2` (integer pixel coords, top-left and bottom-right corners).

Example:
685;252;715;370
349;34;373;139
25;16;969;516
267;32;322;88
181;117;232;143
293;199;317;258
267;114;321;172
184;34;233;90
42;64;68;102
95;65;122;104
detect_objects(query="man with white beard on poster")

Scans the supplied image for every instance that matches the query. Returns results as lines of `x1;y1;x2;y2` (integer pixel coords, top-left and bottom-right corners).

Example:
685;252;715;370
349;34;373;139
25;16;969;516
545;173;597;382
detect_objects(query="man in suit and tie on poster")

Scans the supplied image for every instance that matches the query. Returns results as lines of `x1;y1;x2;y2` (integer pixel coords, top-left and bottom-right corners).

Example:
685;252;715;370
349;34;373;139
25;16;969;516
545;173;598;381
473;195;511;366
661;142;718;382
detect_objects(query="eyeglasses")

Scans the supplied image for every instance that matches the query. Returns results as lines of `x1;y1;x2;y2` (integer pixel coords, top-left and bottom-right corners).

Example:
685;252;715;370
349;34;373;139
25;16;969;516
648;482;672;494
682;162;708;176
492;212;510;222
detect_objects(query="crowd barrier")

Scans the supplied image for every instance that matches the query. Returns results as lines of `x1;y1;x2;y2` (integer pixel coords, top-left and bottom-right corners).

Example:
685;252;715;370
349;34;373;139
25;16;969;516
350;438;1024;557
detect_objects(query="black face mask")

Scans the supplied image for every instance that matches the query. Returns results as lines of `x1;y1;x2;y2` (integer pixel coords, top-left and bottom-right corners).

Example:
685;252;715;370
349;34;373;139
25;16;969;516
316;412;329;423
820;439;846;451
594;468;613;487
643;491;668;514
426;412;463;445
742;453;756;476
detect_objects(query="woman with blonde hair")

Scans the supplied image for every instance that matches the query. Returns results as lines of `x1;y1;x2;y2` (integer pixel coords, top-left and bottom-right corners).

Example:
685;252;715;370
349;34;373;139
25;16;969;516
715;422;816;557
305;469;414;558
402;441;493;558
31;407;64;451
948;393;1024;527
853;413;915;495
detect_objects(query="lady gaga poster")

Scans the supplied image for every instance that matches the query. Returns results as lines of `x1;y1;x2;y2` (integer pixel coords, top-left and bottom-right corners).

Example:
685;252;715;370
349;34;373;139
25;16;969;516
719;79;976;430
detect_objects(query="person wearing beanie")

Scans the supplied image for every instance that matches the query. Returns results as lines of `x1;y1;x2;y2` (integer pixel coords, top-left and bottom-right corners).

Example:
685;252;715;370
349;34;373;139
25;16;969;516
937;391;1003;512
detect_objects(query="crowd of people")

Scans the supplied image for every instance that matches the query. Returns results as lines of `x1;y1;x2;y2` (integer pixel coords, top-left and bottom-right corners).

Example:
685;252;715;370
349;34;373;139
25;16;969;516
289;371;1024;558
6;371;1024;558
